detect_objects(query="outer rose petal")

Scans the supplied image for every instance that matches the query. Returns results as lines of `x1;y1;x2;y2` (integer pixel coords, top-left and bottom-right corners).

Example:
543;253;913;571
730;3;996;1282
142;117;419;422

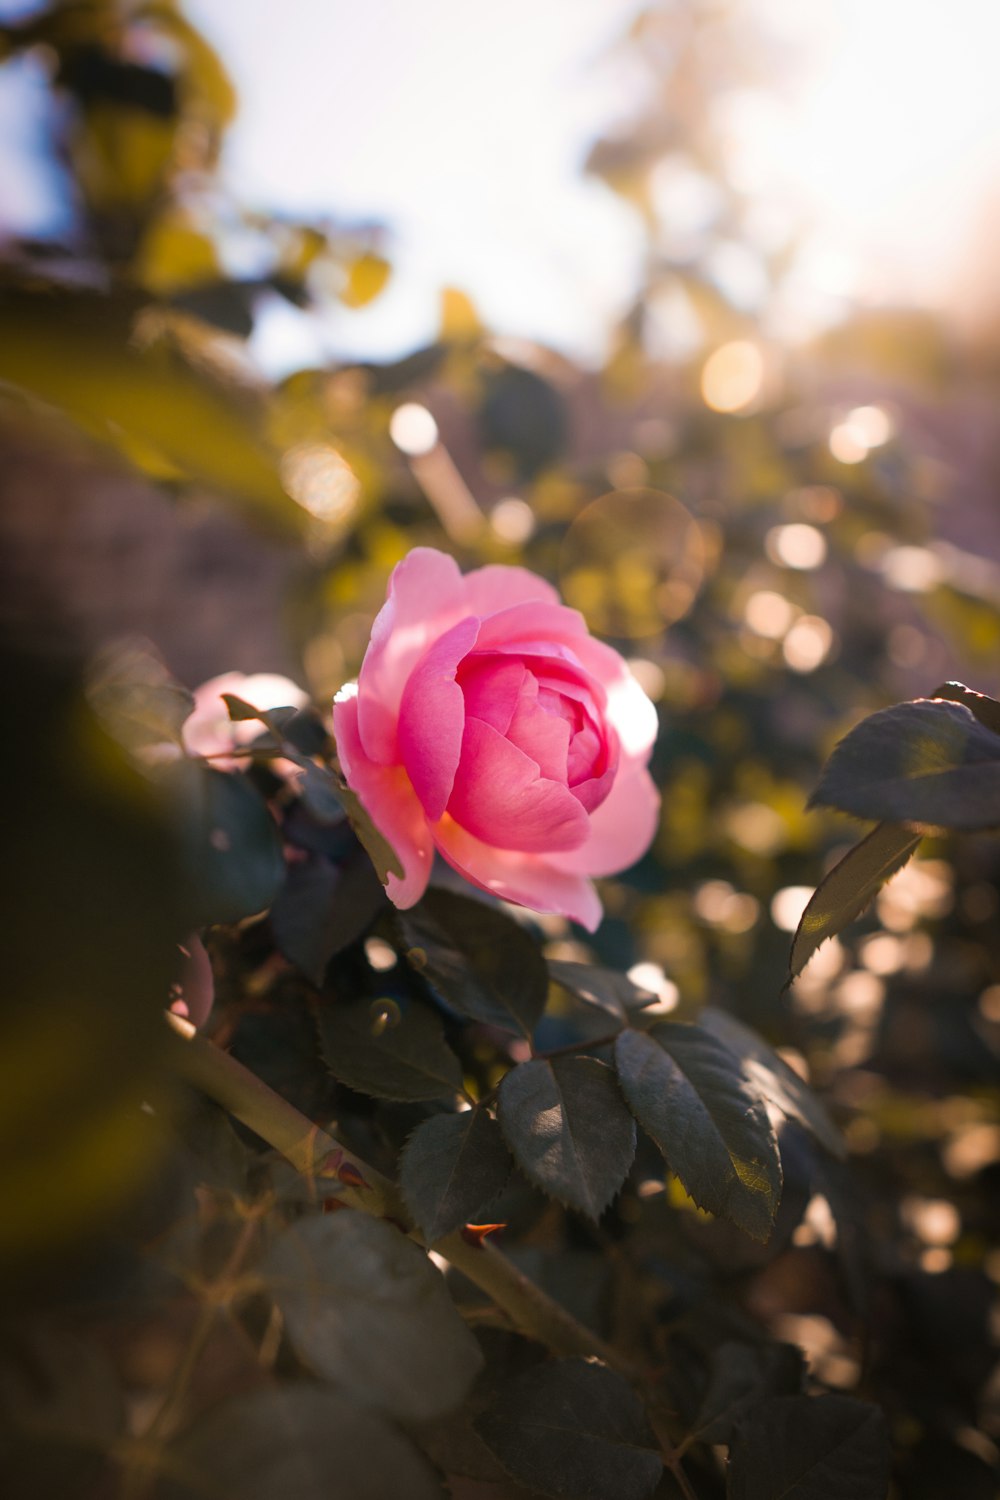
547;765;660;878
397;616;479;820
432;818;604;932
357;548;465;764
564;637;658;769
333;690;433;908
460;564;560;616
449;718;589;853
473;600;591;654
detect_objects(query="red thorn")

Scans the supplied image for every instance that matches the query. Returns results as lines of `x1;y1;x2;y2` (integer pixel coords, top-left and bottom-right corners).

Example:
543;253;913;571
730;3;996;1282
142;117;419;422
336;1160;371;1191
317;1149;344;1178
460;1222;507;1248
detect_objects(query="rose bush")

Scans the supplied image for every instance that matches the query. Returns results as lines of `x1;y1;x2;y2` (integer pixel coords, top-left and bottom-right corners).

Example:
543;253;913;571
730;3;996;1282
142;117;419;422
333;547;659;929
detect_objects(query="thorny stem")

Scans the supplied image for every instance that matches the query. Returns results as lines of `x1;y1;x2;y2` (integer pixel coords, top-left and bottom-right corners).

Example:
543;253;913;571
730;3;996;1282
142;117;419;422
166;1013;633;1373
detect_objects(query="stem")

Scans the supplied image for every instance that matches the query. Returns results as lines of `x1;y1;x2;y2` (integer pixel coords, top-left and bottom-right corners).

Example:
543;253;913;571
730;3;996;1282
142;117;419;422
166;1014;632;1371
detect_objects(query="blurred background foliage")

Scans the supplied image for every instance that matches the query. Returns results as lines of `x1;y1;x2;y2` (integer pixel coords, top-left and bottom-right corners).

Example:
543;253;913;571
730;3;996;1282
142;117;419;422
1;1;999;1495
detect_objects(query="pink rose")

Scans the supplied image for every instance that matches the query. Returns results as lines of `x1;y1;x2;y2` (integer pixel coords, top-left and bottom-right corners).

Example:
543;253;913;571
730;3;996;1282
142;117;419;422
332;548;659;931
182;671;309;772
169;934;215;1029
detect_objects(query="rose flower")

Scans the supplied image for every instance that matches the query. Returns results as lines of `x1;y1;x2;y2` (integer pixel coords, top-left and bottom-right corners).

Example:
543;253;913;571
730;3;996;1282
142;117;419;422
333;548;659;930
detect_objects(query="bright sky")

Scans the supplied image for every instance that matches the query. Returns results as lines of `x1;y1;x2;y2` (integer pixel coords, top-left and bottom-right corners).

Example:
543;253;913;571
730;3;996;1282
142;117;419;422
2;0;1000;367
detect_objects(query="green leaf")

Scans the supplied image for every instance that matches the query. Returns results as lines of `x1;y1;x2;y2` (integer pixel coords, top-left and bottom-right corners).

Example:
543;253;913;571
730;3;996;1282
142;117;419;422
271;852;384;986
86;639;195;751
727;1394;890;1500
160;1385;445;1500
258;1214;482;1423
315;992;463;1102
398;889;548;1037
164;762;286;924
0;283;302;531
930;680;1000;735
548;960;657;1022
787;823;921;984
614;1024;781;1240
498;1056;636;1218
400;1110;512;1243
691;1340;804;1445
294;758;344;824
221;692;266;722
699;1009;844;1160
474;1358;663;1500
811;698;1000;830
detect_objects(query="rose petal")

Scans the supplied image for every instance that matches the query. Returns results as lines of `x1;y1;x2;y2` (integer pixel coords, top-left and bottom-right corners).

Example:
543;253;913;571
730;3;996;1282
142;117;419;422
565;639;658;768
504;692;571;783
458;656;530;735
473;600;590;654
432;819;604;932
448;718;588;853
547;765;660;878
333;691;434;908
357;548;465;764
460;564;560;617
397;616;478;820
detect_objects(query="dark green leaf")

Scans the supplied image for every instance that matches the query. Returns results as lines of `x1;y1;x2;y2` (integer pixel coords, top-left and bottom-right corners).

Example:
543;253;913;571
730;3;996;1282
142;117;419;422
294;758;344;824
498;1056;636;1218
164;762;286;924
811;698;1000;829
399;889;548;1037
86;639;194;750
221;692;264;722
271;852;384;985
727;1394;890;1500
330;745;405;885
699;1009;844;1159
931;680;1000;736
474;1358;662;1500
787;823;921;984
315;992;463;1102
614;1025;781;1240
400;1109;512;1243
258;1214;482;1423
692;1340;804;1445
548;960;657;1022
160;1385;444;1500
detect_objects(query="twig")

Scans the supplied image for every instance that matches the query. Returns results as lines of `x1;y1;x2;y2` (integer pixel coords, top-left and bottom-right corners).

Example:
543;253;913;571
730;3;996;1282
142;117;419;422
166;1013;634;1373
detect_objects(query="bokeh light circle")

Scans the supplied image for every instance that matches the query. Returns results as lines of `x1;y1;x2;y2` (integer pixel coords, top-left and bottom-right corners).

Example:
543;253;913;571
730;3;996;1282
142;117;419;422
558;488;706;640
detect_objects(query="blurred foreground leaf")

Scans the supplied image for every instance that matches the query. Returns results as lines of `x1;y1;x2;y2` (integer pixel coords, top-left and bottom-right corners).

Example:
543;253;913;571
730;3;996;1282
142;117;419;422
0;1325;124;1498
258;1214;482;1423
86;638;194;751
0;283;300;530
160;1385;444;1500
1;650;181;1264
